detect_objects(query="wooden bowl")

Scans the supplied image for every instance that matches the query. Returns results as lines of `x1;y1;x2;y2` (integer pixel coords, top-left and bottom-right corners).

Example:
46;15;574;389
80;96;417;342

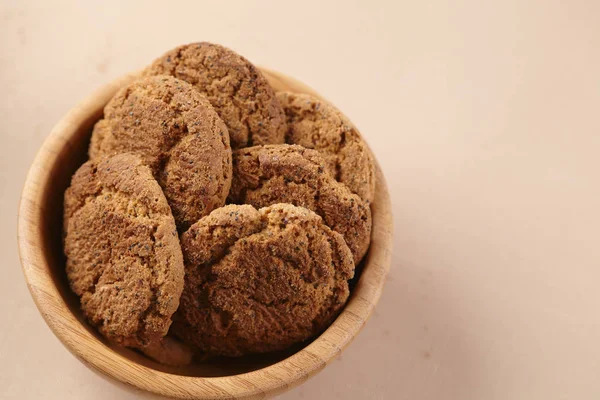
17;68;393;399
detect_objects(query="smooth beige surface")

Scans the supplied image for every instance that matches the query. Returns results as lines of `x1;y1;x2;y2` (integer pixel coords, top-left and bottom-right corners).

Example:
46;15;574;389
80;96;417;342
2;0;600;399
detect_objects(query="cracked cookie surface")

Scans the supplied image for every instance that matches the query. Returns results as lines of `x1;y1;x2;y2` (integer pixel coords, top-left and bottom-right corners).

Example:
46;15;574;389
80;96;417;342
174;204;355;356
63;153;184;349
229;144;372;264
277;91;375;203
89;75;232;230
144;42;286;149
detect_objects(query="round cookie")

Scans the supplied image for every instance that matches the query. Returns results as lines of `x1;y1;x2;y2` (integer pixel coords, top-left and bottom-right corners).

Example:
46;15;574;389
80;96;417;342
89;75;232;230
63;153;184;350
277;91;376;204
144;42;286;149
229;144;372;264
174;204;355;356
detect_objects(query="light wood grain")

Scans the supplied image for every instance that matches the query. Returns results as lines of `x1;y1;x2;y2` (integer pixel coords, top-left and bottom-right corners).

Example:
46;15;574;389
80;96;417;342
17;69;393;399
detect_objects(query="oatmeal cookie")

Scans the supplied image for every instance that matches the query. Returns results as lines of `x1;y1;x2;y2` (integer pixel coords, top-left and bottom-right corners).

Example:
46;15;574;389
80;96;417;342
229;144;371;263
89;75;232;230
144;42;286;149
63;153;184;350
174;204;354;356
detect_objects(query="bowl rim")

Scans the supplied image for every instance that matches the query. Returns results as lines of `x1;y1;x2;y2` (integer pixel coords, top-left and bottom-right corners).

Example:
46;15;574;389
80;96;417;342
17;68;393;399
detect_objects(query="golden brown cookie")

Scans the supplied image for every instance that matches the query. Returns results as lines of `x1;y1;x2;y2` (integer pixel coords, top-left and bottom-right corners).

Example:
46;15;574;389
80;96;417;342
144;42;286;149
174;204;355;357
89;75;232;230
63;153;184;350
229;144;372;264
277;91;375;203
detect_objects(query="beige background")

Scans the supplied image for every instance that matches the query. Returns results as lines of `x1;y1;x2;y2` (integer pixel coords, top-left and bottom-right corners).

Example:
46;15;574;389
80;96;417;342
2;0;600;399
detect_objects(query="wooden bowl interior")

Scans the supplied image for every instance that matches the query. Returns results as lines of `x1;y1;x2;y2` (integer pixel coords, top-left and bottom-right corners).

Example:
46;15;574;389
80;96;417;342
19;68;392;397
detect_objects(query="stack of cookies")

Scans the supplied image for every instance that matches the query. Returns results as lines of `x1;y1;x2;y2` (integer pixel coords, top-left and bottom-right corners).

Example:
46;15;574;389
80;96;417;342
63;42;375;364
